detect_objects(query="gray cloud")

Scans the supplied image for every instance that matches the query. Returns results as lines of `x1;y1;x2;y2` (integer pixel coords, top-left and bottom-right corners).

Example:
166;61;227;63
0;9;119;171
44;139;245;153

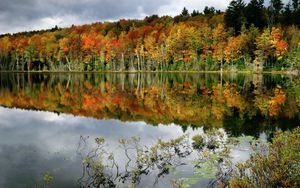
0;0;171;34
0;0;290;34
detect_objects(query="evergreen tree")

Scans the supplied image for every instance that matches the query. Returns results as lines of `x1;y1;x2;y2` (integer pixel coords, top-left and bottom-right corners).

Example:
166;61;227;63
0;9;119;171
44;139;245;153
181;7;189;16
283;3;293;25
269;0;284;23
191;10;201;17
245;0;266;29
203;6;216;16
292;0;299;10
224;0;246;34
292;0;300;26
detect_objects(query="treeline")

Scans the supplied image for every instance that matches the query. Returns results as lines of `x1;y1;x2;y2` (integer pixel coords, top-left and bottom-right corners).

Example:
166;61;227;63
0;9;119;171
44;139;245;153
0;0;300;72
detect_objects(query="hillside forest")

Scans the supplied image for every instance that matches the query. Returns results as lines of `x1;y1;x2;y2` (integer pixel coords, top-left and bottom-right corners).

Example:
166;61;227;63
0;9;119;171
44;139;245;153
0;0;300;72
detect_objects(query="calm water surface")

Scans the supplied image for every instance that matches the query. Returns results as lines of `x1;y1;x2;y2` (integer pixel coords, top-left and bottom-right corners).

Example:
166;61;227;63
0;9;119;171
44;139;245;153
0;73;299;187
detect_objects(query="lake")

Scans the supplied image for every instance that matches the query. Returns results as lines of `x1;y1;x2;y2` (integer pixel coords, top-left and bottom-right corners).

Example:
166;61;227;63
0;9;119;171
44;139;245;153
0;73;299;188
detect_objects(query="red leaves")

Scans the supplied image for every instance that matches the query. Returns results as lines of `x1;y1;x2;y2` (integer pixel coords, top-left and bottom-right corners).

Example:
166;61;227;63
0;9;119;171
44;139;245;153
269;86;286;117
82;30;105;56
142;26;153;36
0;15;293;71
112;38;121;49
112;95;122;105
270;27;289;60
274;40;288;60
153;27;163;42
256;27;289;61
83;94;98;108
63;46;69;54
128;30;139;41
82;35;95;50
13;37;29;53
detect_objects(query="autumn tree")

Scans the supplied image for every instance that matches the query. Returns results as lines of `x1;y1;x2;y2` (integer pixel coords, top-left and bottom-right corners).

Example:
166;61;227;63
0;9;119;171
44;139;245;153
12;36;28;71
224;36;243;65
42;32;59;69
255;27;288;70
58;37;72;71
0;36;12;70
212;24;227;71
144;33;159;70
81;30;106;71
165;24;201;70
270;27;288;61
0;4;299;72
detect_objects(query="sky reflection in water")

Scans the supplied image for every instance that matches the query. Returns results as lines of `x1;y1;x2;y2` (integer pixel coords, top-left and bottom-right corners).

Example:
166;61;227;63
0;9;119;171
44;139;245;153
0;107;217;187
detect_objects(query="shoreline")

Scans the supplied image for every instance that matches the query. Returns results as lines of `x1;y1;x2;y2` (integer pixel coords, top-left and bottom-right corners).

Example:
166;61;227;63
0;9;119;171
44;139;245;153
0;70;298;75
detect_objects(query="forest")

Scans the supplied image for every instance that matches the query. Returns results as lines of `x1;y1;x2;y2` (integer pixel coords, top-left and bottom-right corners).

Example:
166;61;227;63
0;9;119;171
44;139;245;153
0;0;300;72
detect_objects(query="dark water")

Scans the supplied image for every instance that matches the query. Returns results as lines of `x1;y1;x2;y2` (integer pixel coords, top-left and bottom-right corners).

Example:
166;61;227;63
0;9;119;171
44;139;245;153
0;73;299;188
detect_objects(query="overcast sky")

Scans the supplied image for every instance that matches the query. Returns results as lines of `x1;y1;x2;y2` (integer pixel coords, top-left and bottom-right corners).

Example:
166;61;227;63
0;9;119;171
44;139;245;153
0;0;289;34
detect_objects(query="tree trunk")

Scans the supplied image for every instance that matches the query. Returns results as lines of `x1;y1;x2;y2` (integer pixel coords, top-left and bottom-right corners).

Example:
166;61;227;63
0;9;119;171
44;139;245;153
121;53;125;71
65;55;71;71
137;54;140;72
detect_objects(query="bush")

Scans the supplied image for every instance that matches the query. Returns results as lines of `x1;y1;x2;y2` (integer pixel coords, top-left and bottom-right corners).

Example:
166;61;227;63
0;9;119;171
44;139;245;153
229;128;300;187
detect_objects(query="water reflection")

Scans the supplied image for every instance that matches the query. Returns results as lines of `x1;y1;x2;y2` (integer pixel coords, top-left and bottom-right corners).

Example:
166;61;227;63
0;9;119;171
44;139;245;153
0;73;299;187
0;106;254;188
0;73;299;136
0;107;207;187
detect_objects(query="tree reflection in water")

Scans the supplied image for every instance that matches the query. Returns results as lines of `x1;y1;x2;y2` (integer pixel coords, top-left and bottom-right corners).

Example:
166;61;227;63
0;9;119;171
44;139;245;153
0;73;299;137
